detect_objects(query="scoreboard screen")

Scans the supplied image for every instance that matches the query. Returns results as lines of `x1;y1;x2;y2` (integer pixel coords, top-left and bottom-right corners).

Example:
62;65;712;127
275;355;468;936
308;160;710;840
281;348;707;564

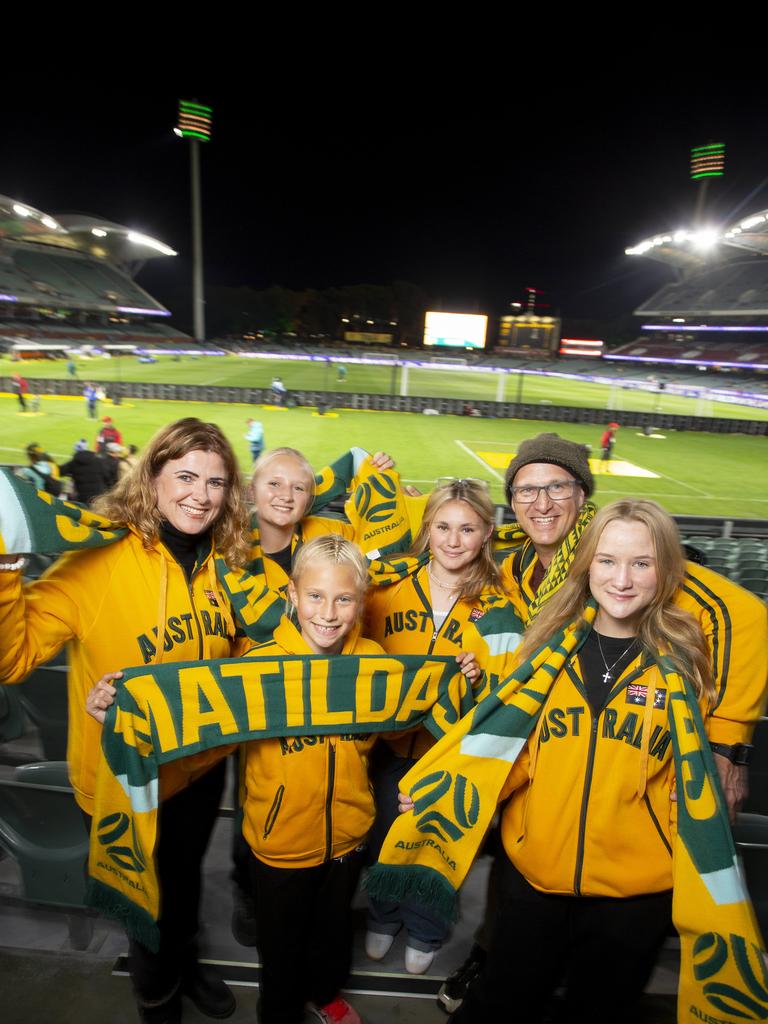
424;312;488;350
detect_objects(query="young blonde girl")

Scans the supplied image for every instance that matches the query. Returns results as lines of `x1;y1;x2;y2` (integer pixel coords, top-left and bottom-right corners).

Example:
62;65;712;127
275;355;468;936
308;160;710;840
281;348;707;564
242;535;382;1024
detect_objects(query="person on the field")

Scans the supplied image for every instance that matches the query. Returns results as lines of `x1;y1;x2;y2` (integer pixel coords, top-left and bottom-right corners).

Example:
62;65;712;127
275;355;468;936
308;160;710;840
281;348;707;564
270;375;287;405
437;431;768;1014
95;416;122;452
600;421;619;472
12;372;29;411
244;418;265;463
83;381;98;419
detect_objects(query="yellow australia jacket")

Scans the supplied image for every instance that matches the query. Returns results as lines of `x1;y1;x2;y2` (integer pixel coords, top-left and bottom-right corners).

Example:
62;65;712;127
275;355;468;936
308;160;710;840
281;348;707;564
502;543;768;745
242;616;385;869
0;529;242;814
500;651;682;898
364;564;524;759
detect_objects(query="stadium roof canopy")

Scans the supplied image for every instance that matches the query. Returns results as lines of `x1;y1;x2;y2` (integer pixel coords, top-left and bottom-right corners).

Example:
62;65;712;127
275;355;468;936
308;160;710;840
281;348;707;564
0;195;177;264
625;209;768;270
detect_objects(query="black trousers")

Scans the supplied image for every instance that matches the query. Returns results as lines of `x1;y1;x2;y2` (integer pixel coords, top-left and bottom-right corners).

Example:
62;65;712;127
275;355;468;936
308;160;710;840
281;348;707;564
251;848;364;1024
452;856;672;1024
129;760;226;1007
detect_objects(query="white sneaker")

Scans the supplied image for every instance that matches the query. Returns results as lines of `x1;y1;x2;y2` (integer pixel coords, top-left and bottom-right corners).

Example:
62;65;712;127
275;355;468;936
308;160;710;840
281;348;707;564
365;930;395;960
405;945;436;974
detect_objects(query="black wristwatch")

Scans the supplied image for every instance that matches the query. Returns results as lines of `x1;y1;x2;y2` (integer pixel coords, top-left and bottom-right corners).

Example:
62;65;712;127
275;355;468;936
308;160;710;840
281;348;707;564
709;742;753;766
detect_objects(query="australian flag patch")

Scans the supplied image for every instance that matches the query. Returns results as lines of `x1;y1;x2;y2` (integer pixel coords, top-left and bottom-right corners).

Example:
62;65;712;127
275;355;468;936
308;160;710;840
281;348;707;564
469;608;485;622
203;589;219;607
626;684;666;709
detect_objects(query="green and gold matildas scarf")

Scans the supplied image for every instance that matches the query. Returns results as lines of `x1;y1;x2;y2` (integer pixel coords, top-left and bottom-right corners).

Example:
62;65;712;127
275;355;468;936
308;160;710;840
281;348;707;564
86;651;472;950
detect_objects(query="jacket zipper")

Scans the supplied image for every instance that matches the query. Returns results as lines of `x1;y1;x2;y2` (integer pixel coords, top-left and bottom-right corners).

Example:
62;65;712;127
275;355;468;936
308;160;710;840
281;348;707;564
427;597;461;651
573;713;599;895
324;740;336;861
188;582;204;659
263;784;285;839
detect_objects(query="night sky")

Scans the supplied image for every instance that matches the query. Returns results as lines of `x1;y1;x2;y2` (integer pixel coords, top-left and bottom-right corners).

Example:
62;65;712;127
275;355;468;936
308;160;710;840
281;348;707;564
4;83;768;329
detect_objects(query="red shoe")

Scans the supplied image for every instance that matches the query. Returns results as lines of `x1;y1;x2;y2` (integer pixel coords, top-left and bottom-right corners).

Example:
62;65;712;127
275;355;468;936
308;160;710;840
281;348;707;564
309;996;362;1024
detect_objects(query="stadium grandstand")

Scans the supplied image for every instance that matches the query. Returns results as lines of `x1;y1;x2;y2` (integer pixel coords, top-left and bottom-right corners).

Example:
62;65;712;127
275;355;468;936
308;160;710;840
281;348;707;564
615;210;768;377
0;194;190;356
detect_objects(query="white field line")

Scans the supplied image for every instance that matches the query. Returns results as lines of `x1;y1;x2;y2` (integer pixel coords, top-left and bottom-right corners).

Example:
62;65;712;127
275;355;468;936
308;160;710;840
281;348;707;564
597;490;768;502
654;469;711;497
454;440;505;482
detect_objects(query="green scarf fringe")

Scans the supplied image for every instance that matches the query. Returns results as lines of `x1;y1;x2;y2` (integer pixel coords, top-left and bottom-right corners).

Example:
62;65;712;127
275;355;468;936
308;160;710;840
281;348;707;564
365;863;459;925
86;878;160;953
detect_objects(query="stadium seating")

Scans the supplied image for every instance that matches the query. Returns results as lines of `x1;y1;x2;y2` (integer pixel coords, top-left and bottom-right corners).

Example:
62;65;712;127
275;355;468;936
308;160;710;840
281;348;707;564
0;761;93;948
0;685;25;744
637;259;768;315
16;666;69;762
733;813;768;940
1;242;165;313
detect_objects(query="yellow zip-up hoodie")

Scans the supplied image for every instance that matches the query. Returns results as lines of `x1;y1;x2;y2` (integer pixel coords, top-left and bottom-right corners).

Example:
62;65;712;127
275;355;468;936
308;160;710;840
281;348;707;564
500;651;680;898
0;529;240;813
363;564;523;758
242;616;384;869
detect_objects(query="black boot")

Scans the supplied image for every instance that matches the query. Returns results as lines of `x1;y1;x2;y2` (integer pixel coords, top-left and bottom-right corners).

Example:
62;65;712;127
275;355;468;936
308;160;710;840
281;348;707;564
182;961;236;1019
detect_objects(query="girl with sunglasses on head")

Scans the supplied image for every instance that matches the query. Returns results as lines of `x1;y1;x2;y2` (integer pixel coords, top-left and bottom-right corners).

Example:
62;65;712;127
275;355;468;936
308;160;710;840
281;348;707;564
362;477;524;974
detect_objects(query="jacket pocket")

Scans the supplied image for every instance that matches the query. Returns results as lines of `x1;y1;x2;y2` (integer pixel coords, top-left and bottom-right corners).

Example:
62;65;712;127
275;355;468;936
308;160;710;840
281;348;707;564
263;784;285;840
643;793;672;856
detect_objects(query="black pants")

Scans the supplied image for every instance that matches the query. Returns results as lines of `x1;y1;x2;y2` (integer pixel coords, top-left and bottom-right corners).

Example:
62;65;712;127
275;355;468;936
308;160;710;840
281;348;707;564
251;848;364;1024
129;760;226;1007
452;857;672;1024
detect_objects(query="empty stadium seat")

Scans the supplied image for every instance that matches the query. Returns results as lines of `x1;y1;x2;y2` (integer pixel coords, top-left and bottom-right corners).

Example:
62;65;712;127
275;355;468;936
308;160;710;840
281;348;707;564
744;718;768;817
0;685;25;745
17;666;69;761
0;761;93;948
733;813;768;940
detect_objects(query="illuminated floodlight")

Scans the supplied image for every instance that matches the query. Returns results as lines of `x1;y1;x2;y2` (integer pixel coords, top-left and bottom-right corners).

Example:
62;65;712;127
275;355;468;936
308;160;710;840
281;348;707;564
690;142;725;180
690;228;719;251
116;306;173;316
40;215;59;230
673;229;688;243
740;214;766;230
173;127;183;137
91;228;108;238
423;311;488;350
177;100;213;142
12;203;31;217
127;231;177;256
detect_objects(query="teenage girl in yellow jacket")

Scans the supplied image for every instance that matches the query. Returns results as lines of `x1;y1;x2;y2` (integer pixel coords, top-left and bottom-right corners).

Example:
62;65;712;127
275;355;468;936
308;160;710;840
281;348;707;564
363;478;524;974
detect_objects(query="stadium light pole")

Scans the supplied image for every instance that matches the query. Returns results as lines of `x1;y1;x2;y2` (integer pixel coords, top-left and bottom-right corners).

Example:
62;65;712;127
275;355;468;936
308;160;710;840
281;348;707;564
174;100;212;342
691;142;725;226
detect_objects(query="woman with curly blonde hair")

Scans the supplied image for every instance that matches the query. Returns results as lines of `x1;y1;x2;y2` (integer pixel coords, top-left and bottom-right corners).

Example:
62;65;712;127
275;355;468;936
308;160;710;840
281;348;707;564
0;417;250;1023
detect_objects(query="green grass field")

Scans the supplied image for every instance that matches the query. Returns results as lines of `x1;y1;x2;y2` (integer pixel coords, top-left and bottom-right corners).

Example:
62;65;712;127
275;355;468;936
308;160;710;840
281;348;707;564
3;393;766;519
3;355;768;420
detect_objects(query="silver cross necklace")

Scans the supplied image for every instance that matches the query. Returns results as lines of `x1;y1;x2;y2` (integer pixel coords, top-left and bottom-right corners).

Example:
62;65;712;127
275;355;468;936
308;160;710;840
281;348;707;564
596;632;637;685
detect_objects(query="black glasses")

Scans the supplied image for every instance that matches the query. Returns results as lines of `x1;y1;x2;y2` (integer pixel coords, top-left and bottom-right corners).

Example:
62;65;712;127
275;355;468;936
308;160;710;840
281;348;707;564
510;480;579;503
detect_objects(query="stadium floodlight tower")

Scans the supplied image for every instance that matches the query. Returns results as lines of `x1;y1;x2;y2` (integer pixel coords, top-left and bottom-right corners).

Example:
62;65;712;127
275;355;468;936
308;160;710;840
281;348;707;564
174;99;212;342
691;142;725;226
